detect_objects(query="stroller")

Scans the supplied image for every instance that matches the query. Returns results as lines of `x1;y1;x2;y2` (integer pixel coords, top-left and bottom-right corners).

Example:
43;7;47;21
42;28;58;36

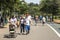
9;24;17;38
4;24;17;38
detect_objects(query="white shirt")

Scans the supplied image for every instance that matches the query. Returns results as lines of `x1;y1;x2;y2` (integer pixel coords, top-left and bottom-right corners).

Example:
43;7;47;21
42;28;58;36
25;15;32;25
10;18;17;25
42;17;46;22
28;15;31;20
20;19;24;24
25;18;30;25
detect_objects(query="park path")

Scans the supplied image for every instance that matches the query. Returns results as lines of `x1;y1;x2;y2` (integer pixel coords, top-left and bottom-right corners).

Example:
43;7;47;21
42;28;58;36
0;21;60;40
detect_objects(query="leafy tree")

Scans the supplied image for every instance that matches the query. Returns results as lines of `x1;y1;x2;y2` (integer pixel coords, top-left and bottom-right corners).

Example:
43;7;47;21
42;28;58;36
40;0;58;15
40;0;59;21
28;2;39;15
0;0;20;17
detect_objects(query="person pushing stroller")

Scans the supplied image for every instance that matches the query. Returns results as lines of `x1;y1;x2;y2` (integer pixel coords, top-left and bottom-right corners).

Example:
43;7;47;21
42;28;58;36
8;16;17;38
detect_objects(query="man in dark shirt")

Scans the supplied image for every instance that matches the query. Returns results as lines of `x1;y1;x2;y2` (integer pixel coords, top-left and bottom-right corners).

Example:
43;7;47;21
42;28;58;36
0;16;4;27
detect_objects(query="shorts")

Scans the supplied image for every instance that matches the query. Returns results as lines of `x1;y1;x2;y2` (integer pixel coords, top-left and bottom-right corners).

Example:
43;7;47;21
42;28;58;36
25;25;30;31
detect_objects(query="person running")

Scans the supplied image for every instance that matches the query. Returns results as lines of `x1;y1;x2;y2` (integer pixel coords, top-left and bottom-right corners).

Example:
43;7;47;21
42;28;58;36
42;17;46;25
25;13;31;35
20;16;25;34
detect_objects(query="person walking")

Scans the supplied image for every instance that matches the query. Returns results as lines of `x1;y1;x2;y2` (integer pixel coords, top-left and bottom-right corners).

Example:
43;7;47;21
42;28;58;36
9;16;17;28
50;16;52;22
34;15;38;26
0;15;4;28
20;16;25;34
25;13;31;35
42;17;46;25
46;16;48;22
39;15;43;23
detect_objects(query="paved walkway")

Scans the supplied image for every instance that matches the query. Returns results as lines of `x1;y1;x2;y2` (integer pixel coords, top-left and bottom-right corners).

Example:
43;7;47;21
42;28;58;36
47;22;60;34
0;22;60;40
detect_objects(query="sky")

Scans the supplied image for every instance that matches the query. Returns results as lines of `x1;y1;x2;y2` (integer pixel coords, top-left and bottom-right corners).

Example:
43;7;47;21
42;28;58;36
25;0;40;4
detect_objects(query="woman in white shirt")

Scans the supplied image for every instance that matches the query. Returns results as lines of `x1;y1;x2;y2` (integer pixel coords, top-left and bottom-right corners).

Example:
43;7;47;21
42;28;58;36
25;13;31;35
42;17;46;25
9;16;17;27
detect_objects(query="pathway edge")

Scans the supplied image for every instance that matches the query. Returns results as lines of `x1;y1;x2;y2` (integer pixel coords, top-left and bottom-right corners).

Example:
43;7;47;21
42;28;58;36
46;23;60;37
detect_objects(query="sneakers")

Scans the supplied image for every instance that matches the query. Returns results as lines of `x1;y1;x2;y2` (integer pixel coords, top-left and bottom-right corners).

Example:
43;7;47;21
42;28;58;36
26;30;30;35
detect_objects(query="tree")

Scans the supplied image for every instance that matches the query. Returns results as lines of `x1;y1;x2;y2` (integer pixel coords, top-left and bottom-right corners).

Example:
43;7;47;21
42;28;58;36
28;2;39;15
0;0;20;17
39;0;59;21
40;0;59;15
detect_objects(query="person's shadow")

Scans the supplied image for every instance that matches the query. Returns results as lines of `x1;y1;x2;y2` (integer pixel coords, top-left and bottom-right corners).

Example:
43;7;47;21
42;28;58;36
3;33;27;38
16;33;26;35
4;34;17;38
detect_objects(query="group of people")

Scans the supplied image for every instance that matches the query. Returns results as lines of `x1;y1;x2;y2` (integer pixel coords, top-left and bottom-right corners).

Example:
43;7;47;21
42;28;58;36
34;15;46;25
9;13;32;35
0;12;51;35
20;13;31;35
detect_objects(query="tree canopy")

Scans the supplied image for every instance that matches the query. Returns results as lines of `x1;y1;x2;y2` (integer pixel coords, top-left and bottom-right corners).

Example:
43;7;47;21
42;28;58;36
39;0;59;15
0;0;60;17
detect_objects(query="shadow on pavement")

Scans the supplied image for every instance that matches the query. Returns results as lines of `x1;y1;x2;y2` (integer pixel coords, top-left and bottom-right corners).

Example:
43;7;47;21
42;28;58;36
0;27;7;29
4;34;17;38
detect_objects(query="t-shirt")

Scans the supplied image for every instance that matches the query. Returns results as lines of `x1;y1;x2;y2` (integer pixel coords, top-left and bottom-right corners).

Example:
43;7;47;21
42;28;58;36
40;16;43;20
25;15;31;25
28;15;31;20
20;19;24;24
25;18;30;25
10;18;17;25
42;17;46;22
